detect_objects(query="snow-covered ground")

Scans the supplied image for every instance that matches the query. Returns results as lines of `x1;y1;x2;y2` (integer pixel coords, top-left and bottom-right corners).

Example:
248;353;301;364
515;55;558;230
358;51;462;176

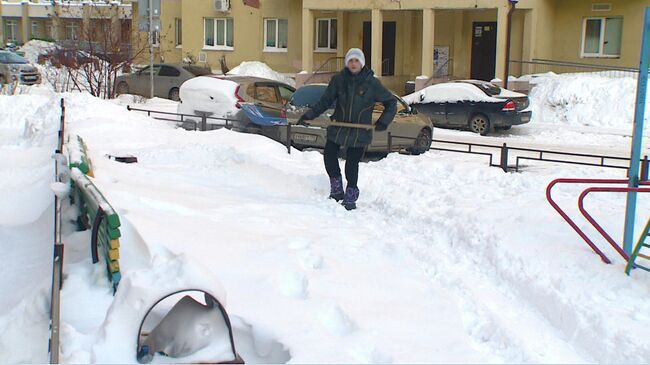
2;80;650;364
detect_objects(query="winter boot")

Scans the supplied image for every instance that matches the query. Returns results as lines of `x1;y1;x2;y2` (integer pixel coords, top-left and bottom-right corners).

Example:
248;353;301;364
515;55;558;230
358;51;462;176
329;176;344;201
342;186;360;211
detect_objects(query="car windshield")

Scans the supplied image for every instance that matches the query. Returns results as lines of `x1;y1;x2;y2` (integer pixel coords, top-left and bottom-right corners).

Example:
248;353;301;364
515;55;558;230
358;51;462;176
0;51;28;64
290;85;335;109
183;65;213;76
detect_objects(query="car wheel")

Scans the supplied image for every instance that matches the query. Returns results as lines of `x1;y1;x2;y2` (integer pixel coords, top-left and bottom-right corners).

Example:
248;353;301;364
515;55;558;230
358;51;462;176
116;81;129;95
408;128;432;155
168;87;180;101
469;114;491;136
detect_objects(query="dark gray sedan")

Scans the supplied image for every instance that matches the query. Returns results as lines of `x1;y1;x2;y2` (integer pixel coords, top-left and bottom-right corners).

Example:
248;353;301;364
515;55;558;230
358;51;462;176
404;80;531;135
116;64;212;101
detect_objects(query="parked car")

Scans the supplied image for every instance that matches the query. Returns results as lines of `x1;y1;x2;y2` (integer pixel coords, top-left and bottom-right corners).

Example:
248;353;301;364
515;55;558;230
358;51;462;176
177;75;295;131
284;84;434;155
0;50;41;85
403;80;531;135
116;63;212;101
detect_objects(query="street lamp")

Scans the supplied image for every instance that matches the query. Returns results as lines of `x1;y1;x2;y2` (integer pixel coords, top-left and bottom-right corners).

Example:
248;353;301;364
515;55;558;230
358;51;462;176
504;0;518;89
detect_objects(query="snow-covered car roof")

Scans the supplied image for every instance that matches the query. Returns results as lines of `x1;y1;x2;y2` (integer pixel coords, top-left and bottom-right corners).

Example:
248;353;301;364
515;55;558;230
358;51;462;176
403;82;506;105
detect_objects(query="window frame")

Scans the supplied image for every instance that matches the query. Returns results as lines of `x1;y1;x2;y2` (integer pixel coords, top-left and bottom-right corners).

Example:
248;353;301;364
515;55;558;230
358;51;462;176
6;19;18;43
203;17;234;51
175;18;182;47
65;21;80;41
581;16;623;58
263;18;288;53
315;18;337;53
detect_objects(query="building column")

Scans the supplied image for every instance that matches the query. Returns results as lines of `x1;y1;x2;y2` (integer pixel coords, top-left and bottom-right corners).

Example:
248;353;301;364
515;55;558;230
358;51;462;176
21;1;29;44
421;8;435;77
301;8;314;72
371;8;382;77
494;4;509;82
111;3;121;45
82;2;91;43
336;11;345;58
0;3;5;45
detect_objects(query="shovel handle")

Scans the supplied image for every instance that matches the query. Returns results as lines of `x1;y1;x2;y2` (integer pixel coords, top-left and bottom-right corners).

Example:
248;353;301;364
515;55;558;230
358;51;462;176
300;120;375;130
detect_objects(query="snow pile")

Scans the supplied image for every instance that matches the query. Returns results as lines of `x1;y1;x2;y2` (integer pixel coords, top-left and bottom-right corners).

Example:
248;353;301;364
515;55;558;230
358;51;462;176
91;253;228;363
227;61;295;87
177;76;240;120
403;82;503;104
3;87;650;363
0;90;61;363
529;73;649;130
19;39;58;64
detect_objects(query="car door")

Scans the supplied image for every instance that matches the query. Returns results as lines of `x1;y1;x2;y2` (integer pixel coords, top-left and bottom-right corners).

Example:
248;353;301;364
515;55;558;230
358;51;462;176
156;65;181;98
132;65;161;97
415;102;447;126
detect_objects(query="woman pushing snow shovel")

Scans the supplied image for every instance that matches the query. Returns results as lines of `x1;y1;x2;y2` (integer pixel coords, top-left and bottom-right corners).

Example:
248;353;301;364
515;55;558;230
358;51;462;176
297;48;397;210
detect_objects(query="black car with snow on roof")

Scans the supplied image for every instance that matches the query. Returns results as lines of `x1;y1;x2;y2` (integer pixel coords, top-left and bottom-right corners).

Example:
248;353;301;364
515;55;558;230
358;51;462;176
403;80;531;135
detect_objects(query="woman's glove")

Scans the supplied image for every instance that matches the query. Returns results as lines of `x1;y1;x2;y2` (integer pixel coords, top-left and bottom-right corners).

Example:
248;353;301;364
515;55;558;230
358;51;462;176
375;122;388;132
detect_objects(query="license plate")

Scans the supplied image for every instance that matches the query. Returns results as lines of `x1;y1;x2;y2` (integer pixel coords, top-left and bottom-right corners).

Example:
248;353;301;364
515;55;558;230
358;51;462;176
23;76;36;81
293;133;317;143
521;115;530;122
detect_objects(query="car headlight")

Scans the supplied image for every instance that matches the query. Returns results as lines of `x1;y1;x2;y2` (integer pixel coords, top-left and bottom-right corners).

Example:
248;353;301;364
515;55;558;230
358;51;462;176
10;66;19;73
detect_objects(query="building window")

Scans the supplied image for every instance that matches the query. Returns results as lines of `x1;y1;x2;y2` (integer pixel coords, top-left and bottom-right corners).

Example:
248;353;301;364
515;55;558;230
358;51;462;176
315;18;337;51
31;21;39;39
582;17;623;58
264;18;288;52
46;21;54;39
175;18;182;46
65;22;80;41
5;19;18;43
204;18;233;50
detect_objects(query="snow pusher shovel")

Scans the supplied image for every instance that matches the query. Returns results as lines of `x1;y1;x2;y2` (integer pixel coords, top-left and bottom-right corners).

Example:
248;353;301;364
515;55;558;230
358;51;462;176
136;289;243;364
239;103;287;126
298;120;375;130
240;103;375;130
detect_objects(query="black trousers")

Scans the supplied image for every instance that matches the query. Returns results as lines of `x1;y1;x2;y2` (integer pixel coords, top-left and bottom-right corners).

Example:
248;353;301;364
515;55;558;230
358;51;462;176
324;140;365;188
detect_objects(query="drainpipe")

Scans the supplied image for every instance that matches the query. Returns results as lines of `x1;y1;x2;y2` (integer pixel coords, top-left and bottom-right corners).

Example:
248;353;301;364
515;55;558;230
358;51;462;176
504;0;518;90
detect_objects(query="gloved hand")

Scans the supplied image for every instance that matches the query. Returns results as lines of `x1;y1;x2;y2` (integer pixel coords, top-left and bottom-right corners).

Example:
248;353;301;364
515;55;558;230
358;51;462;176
296;111;314;126
375;122;388;132
296;116;309;126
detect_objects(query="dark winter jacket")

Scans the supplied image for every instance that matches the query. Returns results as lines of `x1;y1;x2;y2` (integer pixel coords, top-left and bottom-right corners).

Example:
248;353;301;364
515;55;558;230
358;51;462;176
304;66;397;147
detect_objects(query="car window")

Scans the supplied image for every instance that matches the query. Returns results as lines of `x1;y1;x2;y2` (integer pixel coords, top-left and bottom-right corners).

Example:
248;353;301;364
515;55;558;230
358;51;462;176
290;85;335;109
159;66;181;77
278;86;294;105
139;65;161;75
255;85;279;103
0;51;28;64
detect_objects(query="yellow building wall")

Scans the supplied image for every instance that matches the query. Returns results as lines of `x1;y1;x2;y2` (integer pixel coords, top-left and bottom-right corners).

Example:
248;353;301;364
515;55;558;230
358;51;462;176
180;0;302;73
551;0;647;68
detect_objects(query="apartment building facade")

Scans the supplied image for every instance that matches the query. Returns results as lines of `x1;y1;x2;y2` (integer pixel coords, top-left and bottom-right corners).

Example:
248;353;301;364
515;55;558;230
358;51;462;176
131;0;649;92
0;0;132;46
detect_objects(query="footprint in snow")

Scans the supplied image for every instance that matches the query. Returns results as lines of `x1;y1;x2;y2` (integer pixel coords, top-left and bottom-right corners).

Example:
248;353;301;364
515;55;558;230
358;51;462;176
298;251;323;270
277;271;308;299
319;304;356;336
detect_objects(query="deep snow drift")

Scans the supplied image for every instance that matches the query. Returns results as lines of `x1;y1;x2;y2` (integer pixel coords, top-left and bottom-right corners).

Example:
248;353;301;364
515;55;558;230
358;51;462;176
2;85;650;363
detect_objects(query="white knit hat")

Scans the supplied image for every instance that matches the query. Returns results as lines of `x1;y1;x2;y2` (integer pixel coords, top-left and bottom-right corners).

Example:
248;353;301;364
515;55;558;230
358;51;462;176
345;48;366;69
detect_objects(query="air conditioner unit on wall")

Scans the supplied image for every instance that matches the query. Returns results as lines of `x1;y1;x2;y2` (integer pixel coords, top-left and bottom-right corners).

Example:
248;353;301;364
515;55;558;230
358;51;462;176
592;3;612;12
214;0;230;12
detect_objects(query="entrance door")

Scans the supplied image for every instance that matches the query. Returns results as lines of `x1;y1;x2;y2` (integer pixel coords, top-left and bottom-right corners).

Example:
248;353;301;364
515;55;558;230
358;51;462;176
362;21;396;76
470;22;497;81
